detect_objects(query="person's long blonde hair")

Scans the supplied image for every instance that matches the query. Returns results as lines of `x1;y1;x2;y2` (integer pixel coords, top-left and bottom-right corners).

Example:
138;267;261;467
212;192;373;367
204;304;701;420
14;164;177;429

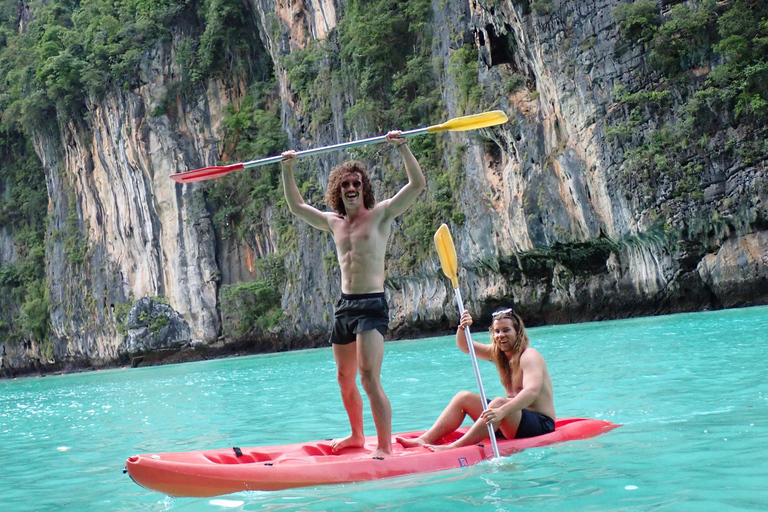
489;309;529;390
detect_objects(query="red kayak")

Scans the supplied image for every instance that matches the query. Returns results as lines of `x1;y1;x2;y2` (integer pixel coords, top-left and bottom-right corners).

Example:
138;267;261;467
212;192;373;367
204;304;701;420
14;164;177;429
125;417;618;497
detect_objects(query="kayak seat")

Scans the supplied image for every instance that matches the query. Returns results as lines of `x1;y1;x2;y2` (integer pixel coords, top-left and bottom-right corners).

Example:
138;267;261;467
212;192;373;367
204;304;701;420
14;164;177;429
204;451;274;464
301;444;339;456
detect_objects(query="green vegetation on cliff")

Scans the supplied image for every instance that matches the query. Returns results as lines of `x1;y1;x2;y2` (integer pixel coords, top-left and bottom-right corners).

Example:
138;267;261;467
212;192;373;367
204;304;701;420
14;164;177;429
206;82;287;242
0;0;264;345
220;254;285;338
611;0;768;228
203;79;292;337
338;0;440;128
0;131;48;346
1;0;256;129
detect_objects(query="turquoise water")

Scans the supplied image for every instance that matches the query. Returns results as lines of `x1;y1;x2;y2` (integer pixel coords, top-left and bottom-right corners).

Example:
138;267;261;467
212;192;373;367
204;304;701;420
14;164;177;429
1;306;767;511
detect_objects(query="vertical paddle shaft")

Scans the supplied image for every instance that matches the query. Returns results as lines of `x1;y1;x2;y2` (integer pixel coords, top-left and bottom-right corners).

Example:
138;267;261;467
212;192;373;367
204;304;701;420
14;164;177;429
453;288;501;459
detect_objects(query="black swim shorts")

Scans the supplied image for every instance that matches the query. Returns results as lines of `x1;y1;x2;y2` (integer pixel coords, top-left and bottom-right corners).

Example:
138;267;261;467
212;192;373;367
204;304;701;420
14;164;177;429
514;409;555;439
330;292;389;345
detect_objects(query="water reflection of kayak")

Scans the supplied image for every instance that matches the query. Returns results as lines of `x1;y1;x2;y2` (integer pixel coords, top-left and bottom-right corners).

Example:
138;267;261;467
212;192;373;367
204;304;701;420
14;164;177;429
125;417;619;497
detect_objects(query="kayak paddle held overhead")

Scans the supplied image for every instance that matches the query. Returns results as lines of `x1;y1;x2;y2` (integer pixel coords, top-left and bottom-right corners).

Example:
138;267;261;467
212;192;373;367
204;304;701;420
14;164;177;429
169;110;508;184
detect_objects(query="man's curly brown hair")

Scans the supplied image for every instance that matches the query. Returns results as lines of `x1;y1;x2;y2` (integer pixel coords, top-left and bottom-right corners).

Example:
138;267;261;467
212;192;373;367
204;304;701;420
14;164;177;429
324;161;375;215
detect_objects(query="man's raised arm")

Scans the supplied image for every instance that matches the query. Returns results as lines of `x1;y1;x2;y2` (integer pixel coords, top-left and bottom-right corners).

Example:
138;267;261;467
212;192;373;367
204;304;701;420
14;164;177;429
381;132;427;219
281;151;331;231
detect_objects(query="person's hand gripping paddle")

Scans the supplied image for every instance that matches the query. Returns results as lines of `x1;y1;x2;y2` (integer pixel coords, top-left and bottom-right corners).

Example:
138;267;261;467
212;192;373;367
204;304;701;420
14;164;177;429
434;224;500;458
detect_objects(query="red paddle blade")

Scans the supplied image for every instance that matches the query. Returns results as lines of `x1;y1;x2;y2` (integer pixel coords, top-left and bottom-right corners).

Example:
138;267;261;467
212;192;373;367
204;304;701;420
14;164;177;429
169;163;245;183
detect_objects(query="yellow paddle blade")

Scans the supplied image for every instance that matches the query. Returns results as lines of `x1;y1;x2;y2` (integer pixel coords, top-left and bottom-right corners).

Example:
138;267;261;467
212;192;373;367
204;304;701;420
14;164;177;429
427;110;508;133
434;224;459;289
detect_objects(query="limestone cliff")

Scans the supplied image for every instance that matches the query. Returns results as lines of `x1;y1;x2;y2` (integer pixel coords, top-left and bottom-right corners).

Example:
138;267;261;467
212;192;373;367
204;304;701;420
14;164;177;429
1;0;766;376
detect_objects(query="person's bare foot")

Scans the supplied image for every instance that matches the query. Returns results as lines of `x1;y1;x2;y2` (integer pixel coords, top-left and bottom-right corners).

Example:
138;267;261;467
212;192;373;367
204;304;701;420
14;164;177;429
331;434;365;453
369;447;392;458
395;436;426;448
424;443;454;452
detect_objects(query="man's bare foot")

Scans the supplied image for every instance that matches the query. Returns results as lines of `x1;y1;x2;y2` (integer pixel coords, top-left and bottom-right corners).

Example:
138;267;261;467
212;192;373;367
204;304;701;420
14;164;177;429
424;443;454;452
395;436;426;448
370;447;392;458
331;434;366;453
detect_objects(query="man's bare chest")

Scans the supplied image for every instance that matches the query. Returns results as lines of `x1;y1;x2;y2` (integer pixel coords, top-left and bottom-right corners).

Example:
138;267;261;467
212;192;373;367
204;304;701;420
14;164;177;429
331;216;387;253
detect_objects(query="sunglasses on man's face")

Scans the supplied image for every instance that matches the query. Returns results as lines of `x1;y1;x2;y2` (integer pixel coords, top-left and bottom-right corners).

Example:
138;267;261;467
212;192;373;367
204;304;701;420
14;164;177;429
492;308;515;319
341;180;362;189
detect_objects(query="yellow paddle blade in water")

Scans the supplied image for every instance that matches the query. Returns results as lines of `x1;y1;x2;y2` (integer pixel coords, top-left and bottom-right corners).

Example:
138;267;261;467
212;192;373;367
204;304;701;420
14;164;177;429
434;224;459;289
427;110;508;133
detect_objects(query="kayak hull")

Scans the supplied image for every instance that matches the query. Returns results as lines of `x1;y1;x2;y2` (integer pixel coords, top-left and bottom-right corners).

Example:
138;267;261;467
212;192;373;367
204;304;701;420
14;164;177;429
125;417;618;497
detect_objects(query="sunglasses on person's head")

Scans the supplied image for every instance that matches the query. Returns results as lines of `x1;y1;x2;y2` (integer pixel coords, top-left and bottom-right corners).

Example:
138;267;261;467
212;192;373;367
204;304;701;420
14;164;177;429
491;307;515;319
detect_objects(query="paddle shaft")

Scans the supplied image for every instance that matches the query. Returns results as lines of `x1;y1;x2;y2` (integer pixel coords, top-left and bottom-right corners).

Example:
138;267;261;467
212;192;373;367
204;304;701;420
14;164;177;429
240;127;429;170
453;287;501;459
171;111;507;183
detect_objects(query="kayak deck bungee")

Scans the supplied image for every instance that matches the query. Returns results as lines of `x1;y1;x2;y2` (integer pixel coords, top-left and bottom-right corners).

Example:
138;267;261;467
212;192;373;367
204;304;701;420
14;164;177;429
125;417;619;497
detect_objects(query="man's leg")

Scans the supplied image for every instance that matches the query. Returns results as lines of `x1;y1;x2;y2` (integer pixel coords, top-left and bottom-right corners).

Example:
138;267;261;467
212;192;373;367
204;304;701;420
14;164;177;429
396;390;484;448
493;396;522;440
331;341;366;452
357;329;392;457
429;396;519;450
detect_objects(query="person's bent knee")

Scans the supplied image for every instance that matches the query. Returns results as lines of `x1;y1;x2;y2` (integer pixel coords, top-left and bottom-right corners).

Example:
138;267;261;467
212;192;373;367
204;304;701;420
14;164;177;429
452;390;477;404
488;397;507;408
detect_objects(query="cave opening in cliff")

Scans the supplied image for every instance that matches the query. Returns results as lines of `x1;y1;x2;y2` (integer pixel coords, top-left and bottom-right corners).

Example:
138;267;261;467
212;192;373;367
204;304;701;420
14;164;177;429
485;23;515;68
483;139;503;173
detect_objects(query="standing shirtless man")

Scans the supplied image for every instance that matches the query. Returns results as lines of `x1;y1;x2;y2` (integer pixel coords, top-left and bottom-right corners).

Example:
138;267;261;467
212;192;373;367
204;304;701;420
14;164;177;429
281;132;426;458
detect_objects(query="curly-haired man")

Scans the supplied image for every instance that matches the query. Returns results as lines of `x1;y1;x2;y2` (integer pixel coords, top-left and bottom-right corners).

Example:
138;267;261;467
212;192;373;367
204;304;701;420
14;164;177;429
281;132;425;457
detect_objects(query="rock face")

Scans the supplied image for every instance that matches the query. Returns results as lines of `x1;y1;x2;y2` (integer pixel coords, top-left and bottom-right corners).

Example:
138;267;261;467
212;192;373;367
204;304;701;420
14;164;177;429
120;298;191;356
698;232;768;308
1;0;766;376
28;37;230;372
